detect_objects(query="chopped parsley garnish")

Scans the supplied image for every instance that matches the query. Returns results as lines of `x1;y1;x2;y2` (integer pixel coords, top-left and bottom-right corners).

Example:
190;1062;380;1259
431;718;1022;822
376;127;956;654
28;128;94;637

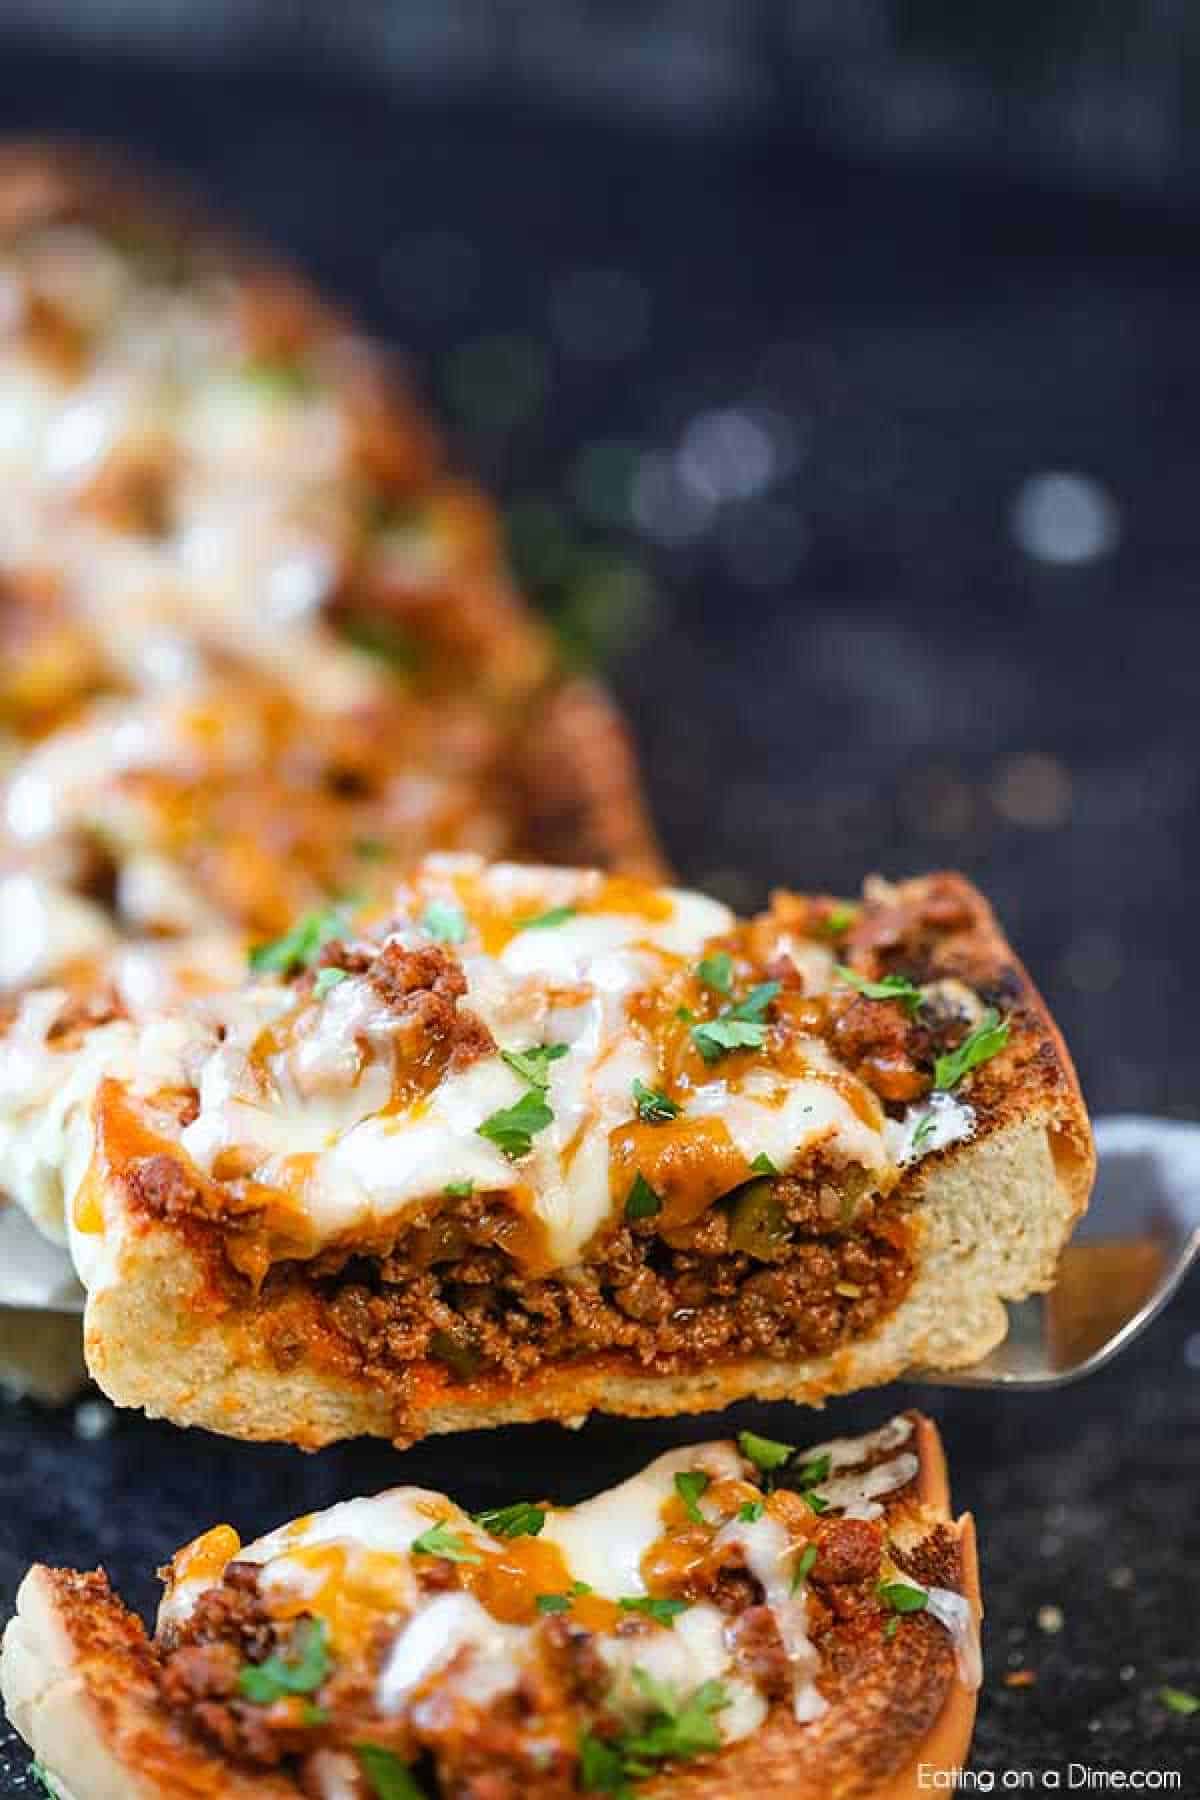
803;1491;830;1515
473;1500;546;1540
342;612;419;671
673;1470;710;1524
738;1429;795;1473
1161;1686;1200;1717
910;1112;938;1155
738;1500;766;1523
750;1151;779;1175
792;1543;818;1590
312;965;348;999
884;1615;901;1641
249;903;350;975
501;1043;568;1089
795;1451;831;1487
624;1172;662;1221
627;1670;729;1759
356;1744;429;1799
878;1579;929;1615
696;951;733;995
353;837;388;861
242;356;314;400
835;964;924;1016
619;1595;691;1625
823;903;859;936
632;1078;681;1123
519;905;577;930
444;1178;475;1197
238;1617;330;1702
477;1089;553;1159
578;1674;729;1792
421;898;468;944
691;1016;768;1061
409;1520;482;1563
690;981;780;1064
537;1581;591;1613
933;1008;1010;1091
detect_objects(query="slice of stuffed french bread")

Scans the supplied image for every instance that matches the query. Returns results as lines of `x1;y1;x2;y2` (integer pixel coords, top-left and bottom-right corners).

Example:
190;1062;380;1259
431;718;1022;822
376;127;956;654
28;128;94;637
1;1410;981;1799
0;854;1092;1444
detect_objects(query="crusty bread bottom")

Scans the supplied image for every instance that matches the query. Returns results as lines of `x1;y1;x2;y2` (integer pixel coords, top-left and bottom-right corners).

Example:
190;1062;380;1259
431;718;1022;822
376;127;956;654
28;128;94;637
82;1105;1092;1447
1;1417;981;1799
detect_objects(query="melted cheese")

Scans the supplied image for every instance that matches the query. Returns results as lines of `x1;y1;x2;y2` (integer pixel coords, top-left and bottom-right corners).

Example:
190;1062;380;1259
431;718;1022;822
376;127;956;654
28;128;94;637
539;1442;744;1598
713;1510;826;1723
0;873;114;990
150;1421;976;1764
0;855;923;1266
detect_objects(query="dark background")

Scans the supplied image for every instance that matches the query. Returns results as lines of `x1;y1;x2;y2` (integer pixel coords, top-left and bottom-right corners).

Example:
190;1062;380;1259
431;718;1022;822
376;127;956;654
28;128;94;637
1;6;1199;1789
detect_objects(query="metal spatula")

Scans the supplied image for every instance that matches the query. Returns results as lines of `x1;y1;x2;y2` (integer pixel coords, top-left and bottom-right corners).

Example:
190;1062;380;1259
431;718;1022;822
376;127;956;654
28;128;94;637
0;1115;1196;1389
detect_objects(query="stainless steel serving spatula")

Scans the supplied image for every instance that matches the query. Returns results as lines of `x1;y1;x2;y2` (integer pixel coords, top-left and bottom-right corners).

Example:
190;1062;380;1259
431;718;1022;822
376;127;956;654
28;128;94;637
0;1115;1196;1390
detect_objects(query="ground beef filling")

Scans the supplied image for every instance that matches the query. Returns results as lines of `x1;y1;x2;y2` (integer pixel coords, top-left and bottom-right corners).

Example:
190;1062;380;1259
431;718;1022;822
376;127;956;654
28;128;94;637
275;1173;914;1389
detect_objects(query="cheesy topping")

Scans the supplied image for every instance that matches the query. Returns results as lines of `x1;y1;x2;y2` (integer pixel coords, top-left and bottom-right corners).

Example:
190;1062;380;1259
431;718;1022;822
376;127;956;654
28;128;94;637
154;1419;980;1771
0;853;973;1286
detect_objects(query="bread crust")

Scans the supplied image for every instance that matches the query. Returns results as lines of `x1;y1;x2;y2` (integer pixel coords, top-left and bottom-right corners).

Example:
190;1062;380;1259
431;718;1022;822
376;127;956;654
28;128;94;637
75;872;1093;1447
1;1415;980;1799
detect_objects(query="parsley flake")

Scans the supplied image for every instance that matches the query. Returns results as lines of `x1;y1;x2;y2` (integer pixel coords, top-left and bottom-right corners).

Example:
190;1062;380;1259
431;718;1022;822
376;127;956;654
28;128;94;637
578;1675;729;1793
356;1744;429;1799
238;1617;330;1702
738;1500;766;1523
410;1520;482;1563
691;1015;767;1062
910;1112;938;1155
750;1151;779;1175
342;613;418;672
674;1470;710;1524
312;966;348;999
1161;1686;1200;1717
792;1543;818;1590
632;1078;681;1123
690;981;780;1064
444;1178;475;1197
501;1043;568;1089
738;1429;795;1473
619;1594;690;1625
624;1172;662;1222
537;1581;591;1614
249;903;350;975
421;898;468;944
473;1501;546;1540
477;1089;553;1159
933;1008;1010;1091
823;903;859;936
519;905;577;930
627;1671;729;1760
878;1579;929;1615
835;964;924;1016
696;951;733;994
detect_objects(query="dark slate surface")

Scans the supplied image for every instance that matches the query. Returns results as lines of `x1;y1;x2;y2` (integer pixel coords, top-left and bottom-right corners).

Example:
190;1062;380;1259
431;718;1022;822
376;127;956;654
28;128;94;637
1;45;1199;1791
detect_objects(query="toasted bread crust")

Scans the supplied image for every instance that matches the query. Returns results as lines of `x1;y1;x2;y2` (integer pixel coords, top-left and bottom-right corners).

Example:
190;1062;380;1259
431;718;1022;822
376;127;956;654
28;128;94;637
1;1415;980;1799
75;872;1092;1447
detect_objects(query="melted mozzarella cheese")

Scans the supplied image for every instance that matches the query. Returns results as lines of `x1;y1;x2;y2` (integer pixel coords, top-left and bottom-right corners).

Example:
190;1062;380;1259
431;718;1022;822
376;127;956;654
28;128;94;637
377;1591;527;1712
540;1442;744;1598
886;1089;976;1164
148;1423;973;1761
713;1510;826;1723
688;1050;889;1178
0;873;114;990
